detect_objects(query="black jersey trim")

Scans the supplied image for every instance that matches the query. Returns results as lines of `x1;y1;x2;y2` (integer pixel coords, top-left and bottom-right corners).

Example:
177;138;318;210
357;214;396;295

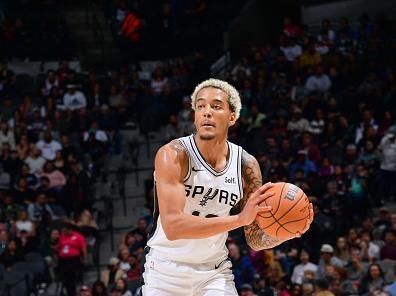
189;135;232;177
147;181;159;241
178;139;192;182
237;146;243;199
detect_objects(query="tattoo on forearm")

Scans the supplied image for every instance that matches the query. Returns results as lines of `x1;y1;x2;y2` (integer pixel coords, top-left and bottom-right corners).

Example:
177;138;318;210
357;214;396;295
241;150;281;250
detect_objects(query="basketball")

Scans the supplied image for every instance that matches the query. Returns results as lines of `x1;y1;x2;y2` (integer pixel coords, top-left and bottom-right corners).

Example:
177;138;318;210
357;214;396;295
256;182;312;240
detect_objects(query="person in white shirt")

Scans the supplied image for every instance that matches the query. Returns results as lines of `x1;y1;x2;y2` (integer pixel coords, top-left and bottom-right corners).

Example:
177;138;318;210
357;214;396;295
83;122;108;143
360;230;380;262
378;126;396;201
42;70;59;96
280;38;302;62
36;131;62;161
305;66;332;94
25;145;47;174
291;249;318;284
63;84;87;111
287;108;310;134
317;19;336;43
0;120;16;150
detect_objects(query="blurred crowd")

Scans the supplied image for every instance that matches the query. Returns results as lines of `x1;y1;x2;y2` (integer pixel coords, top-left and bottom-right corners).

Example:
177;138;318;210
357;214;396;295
93;14;396;296
0;43;208;294
0;0;75;61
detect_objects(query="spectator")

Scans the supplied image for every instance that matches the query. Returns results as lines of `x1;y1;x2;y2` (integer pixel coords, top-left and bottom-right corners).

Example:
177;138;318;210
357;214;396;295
101;257;126;287
40;228;60;282
360;230;381;262
281;37;302;62
92;280;107;296
150;67;168;96
333;236;349;265
290;75;307;103
0;239;22;270
346;246;368;282
63;84;87;111
239;283;257;296
57;222;87;296
291;249;318;284
359;263;386;295
119;247;132;272
289;150;317;180
165;115;183;142
385;266;396;296
79;285;92;296
305;66;332;94
0;229;9;256
126;254;141;281
377;126;396;202
287;108;310;134
317;244;343;278
318;19;336;43
39;161;66;190
298;43;322;68
381;229;396;260
27;192;57;223
0;120;15;149
0;164;10;190
228;243;256;289
36;131;62;161
83;121;109;143
315;278;334;296
14;163;38;189
25;145;46;174
113;278;132;296
14;209;35;237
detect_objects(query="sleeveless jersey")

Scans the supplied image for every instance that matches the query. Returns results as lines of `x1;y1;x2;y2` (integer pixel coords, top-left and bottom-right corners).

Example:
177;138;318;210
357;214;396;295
147;135;243;263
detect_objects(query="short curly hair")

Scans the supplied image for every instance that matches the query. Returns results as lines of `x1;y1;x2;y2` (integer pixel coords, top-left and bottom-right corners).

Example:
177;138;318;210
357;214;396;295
191;78;241;120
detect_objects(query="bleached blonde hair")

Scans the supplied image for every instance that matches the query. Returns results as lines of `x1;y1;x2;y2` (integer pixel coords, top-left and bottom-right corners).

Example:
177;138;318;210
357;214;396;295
191;78;241;120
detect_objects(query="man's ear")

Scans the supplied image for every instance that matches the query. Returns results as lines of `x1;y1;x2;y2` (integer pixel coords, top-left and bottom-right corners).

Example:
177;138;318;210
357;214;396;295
229;112;236;127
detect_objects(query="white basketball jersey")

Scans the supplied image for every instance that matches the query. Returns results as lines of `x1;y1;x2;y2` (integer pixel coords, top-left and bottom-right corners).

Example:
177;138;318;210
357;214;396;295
147;135;243;263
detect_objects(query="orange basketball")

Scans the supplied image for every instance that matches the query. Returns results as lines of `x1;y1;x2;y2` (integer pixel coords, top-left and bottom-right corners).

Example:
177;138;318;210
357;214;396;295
256;182;312;240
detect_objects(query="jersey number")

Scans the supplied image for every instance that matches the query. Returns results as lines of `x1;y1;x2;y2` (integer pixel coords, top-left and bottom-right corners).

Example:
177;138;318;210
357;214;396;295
192;211;218;218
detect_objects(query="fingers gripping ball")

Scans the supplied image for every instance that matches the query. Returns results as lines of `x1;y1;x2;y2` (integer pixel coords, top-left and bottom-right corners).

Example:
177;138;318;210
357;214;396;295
256;182;312;240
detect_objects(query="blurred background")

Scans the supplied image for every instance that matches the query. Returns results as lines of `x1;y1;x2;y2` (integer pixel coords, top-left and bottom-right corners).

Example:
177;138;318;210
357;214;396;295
0;0;396;295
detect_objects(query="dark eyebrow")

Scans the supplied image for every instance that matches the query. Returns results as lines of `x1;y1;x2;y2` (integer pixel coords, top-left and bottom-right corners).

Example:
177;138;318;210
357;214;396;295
212;99;225;105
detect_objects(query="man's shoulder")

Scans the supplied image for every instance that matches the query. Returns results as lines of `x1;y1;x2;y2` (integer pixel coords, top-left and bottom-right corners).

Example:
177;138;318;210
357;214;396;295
158;139;188;158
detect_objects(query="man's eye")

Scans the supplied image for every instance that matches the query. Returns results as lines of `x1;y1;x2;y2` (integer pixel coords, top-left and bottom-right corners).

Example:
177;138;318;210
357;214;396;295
213;105;221;110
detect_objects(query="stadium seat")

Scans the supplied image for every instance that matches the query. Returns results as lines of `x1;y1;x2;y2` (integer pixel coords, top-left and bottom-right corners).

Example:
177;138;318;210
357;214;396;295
3;271;28;296
24;252;45;263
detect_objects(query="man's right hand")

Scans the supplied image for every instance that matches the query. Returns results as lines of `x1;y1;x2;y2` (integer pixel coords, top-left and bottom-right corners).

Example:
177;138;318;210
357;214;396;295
238;182;274;226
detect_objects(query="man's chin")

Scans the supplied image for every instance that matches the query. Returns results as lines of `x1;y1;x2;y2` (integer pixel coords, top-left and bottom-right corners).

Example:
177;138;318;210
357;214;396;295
199;133;215;141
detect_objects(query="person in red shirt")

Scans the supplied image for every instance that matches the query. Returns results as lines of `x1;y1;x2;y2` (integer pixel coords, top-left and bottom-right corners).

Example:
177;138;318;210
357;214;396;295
57;222;87;296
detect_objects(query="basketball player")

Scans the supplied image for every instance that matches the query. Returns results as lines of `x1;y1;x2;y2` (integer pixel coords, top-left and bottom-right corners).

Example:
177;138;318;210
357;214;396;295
142;79;313;295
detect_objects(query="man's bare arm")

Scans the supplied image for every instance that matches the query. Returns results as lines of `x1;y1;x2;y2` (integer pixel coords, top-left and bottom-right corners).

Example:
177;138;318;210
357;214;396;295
156;140;272;241
241;150;314;250
240;150;284;250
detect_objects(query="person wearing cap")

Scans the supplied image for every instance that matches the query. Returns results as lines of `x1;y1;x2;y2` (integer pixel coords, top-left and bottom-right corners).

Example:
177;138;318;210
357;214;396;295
79;285;92;296
63;84;87;111
239;283;257;296
289;149;317;181
286;107;310;134
100;256;126;288
57;222;87;296
317;244;343;278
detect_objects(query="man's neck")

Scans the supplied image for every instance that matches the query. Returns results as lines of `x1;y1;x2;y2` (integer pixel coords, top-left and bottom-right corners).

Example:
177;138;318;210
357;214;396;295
194;134;228;169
